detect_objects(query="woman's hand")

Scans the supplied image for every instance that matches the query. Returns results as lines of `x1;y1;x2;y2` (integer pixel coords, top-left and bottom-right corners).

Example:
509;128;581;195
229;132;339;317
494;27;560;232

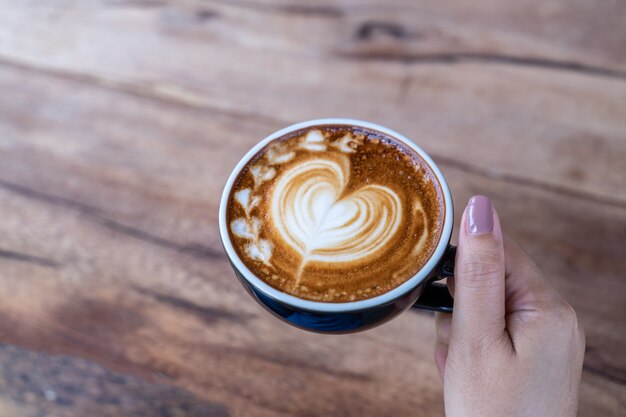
435;196;585;417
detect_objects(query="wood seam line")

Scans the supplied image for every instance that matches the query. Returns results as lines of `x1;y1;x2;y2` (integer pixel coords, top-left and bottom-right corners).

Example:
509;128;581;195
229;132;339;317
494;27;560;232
583;364;626;387
0;179;224;260
0;56;283;127
204;0;344;17
336;52;626;81
0;249;58;268
431;155;626;209
131;285;251;324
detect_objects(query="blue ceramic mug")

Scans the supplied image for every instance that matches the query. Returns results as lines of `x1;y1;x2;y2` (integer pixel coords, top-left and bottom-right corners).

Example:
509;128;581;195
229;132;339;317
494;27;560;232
219;119;455;334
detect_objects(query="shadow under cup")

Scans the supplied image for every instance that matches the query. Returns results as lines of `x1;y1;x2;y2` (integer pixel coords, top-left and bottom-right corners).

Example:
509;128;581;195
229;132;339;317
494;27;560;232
219;119;455;334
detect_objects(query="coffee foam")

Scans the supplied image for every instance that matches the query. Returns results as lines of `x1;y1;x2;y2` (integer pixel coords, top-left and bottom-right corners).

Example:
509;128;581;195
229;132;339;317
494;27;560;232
272;156;404;283
228;127;443;302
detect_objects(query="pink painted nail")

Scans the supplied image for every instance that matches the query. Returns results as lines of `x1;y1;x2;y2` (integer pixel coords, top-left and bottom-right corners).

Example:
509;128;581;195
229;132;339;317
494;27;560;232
467;195;493;235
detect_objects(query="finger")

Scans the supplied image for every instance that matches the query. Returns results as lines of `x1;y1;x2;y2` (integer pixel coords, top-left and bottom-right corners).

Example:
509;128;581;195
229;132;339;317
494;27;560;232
434;312;452;380
452;196;506;342
502;237;582;353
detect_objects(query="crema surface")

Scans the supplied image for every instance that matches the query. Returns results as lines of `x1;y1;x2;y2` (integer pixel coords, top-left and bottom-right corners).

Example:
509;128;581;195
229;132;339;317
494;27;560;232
227;126;444;302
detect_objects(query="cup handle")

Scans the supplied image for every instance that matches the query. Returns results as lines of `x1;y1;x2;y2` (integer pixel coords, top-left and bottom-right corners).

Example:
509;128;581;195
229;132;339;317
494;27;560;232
412;245;455;313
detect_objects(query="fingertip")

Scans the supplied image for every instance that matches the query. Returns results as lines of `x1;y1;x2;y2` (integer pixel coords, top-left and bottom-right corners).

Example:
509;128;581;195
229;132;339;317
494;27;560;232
460;195;503;240
466;195;493;235
453;195;506;334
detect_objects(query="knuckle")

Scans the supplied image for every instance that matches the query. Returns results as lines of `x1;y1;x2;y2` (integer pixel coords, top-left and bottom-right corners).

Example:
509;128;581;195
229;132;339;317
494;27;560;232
458;252;503;286
553;301;578;324
545;301;583;340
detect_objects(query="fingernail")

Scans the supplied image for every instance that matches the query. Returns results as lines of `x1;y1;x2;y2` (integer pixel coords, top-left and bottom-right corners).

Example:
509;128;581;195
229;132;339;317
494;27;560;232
467;195;493;235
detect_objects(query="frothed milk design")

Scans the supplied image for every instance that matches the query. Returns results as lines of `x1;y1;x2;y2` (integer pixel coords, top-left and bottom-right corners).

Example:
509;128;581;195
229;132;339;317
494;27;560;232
227;126;443;302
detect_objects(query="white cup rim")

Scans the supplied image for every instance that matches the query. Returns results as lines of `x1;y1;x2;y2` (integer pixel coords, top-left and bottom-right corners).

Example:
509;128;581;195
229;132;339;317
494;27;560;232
218;118;453;313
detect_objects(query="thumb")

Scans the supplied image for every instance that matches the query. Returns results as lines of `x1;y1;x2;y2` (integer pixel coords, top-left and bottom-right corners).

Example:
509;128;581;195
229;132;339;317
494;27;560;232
451;195;506;343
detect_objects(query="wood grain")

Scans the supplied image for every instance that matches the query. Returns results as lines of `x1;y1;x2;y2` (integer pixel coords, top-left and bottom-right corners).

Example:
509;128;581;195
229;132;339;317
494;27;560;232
1;0;625;204
0;345;229;417
0;0;625;416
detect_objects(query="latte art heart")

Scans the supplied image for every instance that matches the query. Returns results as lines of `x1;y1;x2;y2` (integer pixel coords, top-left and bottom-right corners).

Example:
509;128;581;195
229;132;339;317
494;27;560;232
227;126;443;302
271;156;402;278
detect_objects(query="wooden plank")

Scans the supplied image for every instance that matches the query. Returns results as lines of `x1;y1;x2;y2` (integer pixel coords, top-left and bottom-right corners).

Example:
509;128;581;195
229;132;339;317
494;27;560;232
0;62;624;416
0;0;625;204
0;344;230;417
2;0;626;71
0;345;624;417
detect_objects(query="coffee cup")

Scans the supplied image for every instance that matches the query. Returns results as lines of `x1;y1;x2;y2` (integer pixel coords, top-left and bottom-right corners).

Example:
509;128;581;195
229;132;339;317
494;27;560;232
219;118;455;333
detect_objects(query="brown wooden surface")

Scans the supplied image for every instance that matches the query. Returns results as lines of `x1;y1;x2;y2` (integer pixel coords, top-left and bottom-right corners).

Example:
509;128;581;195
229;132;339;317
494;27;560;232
0;0;625;416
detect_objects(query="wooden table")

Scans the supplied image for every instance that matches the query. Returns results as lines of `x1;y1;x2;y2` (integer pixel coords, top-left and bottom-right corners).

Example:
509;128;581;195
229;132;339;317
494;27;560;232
0;1;625;416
